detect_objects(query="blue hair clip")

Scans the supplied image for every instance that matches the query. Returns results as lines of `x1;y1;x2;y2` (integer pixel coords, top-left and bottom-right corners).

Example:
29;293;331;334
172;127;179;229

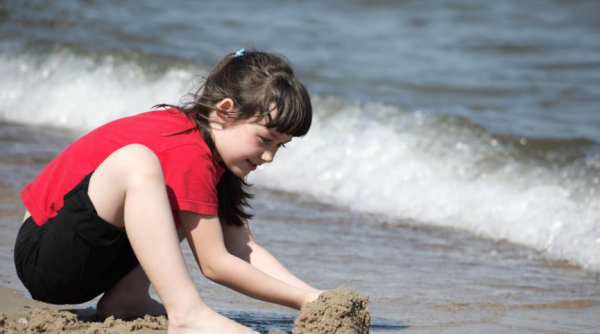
235;48;246;57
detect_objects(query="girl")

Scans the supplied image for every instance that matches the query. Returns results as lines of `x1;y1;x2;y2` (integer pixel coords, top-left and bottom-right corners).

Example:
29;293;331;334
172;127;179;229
14;49;322;334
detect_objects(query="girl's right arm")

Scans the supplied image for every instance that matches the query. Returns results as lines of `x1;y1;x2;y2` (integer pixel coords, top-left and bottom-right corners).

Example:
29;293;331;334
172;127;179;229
180;211;318;310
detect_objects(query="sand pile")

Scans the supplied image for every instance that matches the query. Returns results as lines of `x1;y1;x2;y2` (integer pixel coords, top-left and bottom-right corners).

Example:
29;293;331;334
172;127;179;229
292;287;370;334
0;307;167;333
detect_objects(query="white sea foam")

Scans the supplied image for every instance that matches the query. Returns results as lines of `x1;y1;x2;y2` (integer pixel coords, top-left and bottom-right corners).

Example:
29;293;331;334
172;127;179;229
0;52;199;131
1;53;599;272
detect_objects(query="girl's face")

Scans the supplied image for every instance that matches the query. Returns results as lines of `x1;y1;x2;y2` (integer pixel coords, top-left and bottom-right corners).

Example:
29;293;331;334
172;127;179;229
212;109;292;177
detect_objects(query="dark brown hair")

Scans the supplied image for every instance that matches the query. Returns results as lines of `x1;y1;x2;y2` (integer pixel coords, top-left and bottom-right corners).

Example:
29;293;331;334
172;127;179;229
156;49;312;226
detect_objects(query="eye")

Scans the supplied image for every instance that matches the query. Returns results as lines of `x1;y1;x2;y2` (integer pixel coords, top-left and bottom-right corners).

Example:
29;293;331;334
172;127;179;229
278;143;287;148
259;136;271;144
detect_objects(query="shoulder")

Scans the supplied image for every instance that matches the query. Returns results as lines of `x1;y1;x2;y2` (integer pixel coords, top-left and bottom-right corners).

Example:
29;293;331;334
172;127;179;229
157;142;223;179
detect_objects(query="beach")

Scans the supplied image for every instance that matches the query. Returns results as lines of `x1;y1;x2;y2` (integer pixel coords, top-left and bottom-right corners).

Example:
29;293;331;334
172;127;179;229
2;0;600;332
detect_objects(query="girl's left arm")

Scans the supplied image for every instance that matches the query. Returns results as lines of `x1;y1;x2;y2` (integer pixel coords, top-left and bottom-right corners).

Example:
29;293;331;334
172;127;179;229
180;211;320;310
221;218;322;294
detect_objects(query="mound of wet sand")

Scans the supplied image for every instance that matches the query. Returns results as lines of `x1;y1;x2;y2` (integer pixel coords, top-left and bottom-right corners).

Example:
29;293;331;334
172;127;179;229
0;307;167;333
292;287;370;334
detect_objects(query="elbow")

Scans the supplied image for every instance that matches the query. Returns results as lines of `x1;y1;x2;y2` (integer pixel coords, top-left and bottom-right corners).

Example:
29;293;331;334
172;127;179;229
200;263;220;282
199;256;228;283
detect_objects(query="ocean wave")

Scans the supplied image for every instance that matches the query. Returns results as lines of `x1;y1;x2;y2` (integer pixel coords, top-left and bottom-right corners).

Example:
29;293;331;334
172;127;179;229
251;96;600;272
0;49;205;130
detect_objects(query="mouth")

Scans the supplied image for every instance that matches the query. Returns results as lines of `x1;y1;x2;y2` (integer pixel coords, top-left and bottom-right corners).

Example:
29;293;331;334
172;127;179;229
247;160;258;171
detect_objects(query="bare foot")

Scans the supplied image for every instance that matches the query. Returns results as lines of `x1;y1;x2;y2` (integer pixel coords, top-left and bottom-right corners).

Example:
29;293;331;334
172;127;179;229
97;292;166;319
169;306;259;334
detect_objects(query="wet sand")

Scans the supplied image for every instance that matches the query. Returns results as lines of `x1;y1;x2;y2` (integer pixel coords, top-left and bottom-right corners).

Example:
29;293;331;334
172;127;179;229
293;287;370;334
0;286;167;333
1;121;600;334
0;286;173;333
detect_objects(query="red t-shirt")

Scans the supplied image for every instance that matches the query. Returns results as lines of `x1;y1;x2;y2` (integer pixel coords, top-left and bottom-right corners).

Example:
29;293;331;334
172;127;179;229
21;108;225;227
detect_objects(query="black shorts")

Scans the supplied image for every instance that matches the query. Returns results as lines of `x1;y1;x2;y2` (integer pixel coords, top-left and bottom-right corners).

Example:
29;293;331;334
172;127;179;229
14;171;139;305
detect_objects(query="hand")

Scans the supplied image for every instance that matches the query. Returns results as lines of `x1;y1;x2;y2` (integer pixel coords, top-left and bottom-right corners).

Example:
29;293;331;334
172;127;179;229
301;290;325;308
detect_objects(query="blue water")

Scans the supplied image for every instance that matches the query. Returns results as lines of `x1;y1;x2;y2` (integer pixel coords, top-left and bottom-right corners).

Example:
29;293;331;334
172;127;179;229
2;0;599;140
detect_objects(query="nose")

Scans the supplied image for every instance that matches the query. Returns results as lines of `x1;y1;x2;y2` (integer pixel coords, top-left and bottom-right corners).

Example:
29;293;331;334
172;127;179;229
261;149;275;163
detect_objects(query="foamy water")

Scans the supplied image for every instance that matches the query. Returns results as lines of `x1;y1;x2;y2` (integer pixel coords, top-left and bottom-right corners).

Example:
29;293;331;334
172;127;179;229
1;52;598;272
0;52;199;129
252;96;600;271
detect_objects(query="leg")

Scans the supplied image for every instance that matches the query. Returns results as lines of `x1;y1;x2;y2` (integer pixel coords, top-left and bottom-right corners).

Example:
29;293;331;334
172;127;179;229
88;144;257;333
96;229;187;318
87;146;162;318
96;265;165;319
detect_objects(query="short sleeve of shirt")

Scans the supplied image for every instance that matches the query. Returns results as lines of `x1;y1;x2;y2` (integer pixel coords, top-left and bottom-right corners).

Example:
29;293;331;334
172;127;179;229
158;144;220;218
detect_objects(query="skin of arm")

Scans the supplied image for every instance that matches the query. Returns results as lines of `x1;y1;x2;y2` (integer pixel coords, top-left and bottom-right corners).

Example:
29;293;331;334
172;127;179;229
180;211;320;310
220;217;321;293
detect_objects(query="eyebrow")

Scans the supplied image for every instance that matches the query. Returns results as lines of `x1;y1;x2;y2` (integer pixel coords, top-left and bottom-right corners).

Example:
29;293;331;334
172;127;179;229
267;130;291;144
266;130;280;140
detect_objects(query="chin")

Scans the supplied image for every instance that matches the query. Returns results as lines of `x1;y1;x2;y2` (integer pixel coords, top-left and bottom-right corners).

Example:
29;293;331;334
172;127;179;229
230;167;249;178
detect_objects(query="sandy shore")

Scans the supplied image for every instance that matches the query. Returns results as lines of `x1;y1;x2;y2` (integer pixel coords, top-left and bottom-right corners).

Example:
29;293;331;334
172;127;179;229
0;288;289;334
0;288;291;334
0;287;371;334
0;287;169;333
0;287;295;334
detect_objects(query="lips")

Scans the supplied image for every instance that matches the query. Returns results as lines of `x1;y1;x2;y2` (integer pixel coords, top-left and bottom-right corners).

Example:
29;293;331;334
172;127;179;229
247;160;258;171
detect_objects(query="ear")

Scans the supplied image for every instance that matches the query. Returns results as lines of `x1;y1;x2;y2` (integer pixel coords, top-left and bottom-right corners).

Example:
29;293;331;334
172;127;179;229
215;98;236;121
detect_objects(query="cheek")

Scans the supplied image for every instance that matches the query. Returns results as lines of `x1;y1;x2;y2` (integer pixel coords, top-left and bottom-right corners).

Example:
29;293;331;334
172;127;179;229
229;137;262;159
